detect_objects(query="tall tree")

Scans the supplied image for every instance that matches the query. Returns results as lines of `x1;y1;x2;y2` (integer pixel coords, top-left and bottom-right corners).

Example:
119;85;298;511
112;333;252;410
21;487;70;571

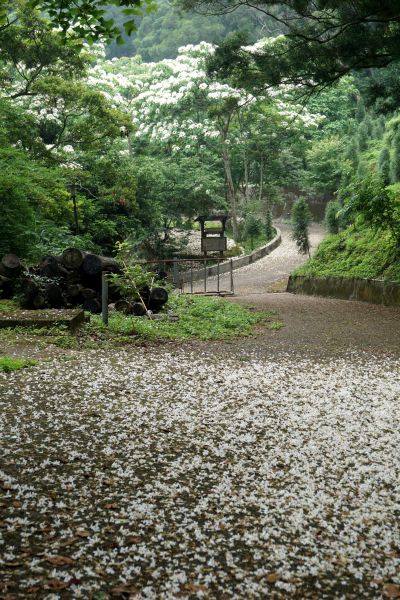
177;1;400;98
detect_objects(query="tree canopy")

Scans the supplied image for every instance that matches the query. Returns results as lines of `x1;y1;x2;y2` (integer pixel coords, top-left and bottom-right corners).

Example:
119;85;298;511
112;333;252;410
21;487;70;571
0;0;156;42
177;1;400;96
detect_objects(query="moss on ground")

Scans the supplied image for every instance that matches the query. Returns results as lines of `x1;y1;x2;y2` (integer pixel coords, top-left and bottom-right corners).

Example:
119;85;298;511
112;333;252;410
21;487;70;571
294;224;400;282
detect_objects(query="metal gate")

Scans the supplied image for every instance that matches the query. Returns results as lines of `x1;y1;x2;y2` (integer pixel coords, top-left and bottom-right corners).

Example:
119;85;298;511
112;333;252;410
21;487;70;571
141;258;235;296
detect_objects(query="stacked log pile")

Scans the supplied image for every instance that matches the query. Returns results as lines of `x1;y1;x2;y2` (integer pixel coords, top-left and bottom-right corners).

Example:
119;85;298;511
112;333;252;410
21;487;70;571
0;250;168;314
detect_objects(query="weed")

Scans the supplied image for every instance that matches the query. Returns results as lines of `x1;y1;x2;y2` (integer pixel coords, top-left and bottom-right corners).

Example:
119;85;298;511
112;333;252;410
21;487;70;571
0;356;37;372
268;321;285;331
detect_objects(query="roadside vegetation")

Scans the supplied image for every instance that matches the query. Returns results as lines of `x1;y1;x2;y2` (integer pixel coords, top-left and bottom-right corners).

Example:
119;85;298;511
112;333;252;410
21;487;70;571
0;295;280;354
295;224;400;282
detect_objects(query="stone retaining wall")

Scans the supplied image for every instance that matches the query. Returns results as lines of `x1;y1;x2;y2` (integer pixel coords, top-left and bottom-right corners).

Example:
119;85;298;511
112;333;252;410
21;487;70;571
287;274;400;307
180;228;282;284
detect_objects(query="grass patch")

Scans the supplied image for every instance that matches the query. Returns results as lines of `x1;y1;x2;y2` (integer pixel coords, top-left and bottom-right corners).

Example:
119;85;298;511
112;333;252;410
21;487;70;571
0;294;280;349
89;294;271;342
0;356;37;372
294;224;400;282
0;299;19;312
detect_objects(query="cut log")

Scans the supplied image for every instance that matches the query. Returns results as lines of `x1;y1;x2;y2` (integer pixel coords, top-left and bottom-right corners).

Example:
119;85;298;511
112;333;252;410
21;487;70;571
38;256;67;279
0;275;14;299
18;277;40;305
115;299;133;314
149;287;168;304
45;282;64;308
83;298;101;314
0;254;23;278
148;287;168;312
82;254;120;276
132;302;147;316
62;248;87;270
81;287;97;300
65;283;83;301
32;294;46;309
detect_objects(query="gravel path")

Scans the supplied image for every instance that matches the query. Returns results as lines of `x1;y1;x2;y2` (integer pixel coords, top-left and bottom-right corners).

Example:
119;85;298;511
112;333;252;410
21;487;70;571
1;223;400;599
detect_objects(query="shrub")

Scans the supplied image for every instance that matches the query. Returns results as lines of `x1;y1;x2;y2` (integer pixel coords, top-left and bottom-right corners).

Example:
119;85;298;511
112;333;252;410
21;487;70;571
291;197;312;256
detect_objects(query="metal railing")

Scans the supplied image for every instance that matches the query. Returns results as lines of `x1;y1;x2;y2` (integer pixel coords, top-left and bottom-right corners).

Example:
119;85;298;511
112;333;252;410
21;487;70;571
140;257;235;296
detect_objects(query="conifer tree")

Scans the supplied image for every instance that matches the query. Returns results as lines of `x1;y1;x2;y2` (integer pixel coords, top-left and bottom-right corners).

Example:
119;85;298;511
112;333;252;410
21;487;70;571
378;146;391;185
264;208;274;241
291;198;312;257
358;121;369;152
356;99;366;122
245;213;262;250
390;130;400;183
324;200;340;234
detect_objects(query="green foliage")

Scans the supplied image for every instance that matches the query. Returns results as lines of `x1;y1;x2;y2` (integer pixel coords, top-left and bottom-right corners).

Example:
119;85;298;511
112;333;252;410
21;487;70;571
291;198;312;256
0;147;68;257
244;213;262;249
8;0;158;42
390;130;400;183
378;146;391;185
305;135;346;194
357;121;369;152
0;356;37;372
340;175;400;245
264;209;274;241
324;200;341;235
356;99;366;122
106;0;273;60
108;241;157;311
90;293;269;340
295;224;400;282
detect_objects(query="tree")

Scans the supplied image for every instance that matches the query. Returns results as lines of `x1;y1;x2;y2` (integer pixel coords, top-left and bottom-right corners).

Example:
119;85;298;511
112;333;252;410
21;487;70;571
324;200;341;235
264;208;274;241
391;130;400;183
291;197;312;257
92;42;319;240
244;213;261;249
0;0;156;42
177;1;400;97
378;146;391;185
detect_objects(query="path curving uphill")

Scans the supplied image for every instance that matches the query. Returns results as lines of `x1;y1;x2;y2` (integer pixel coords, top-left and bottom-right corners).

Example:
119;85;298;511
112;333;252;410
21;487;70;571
230;221;325;294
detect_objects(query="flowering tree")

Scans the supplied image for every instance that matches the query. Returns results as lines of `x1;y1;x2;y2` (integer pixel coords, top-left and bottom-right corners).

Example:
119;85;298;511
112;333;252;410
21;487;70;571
89;41;320;239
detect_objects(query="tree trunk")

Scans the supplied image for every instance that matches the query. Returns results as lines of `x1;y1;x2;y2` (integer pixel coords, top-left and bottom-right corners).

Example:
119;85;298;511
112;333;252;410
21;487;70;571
244;154;250;204
259;156;264;203
222;146;239;241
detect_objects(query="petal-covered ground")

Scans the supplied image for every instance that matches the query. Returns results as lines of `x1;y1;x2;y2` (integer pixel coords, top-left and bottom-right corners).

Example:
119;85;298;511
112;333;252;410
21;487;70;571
1;344;399;599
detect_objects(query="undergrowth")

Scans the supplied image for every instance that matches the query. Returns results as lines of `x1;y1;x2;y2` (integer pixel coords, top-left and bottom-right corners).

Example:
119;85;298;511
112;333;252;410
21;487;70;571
294;224;400;282
0;293;279;349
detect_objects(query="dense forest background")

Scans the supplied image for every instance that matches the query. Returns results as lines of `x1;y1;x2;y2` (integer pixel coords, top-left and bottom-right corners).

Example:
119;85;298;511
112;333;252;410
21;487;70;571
1;0;399;281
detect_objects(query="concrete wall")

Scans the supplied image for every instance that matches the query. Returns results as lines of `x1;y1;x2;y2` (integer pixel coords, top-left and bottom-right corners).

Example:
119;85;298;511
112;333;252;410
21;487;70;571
287;275;400;307
180;228;282;284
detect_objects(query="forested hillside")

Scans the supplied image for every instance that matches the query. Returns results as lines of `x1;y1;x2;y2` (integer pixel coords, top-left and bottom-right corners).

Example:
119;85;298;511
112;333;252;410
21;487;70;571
0;0;399;283
105;0;283;61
